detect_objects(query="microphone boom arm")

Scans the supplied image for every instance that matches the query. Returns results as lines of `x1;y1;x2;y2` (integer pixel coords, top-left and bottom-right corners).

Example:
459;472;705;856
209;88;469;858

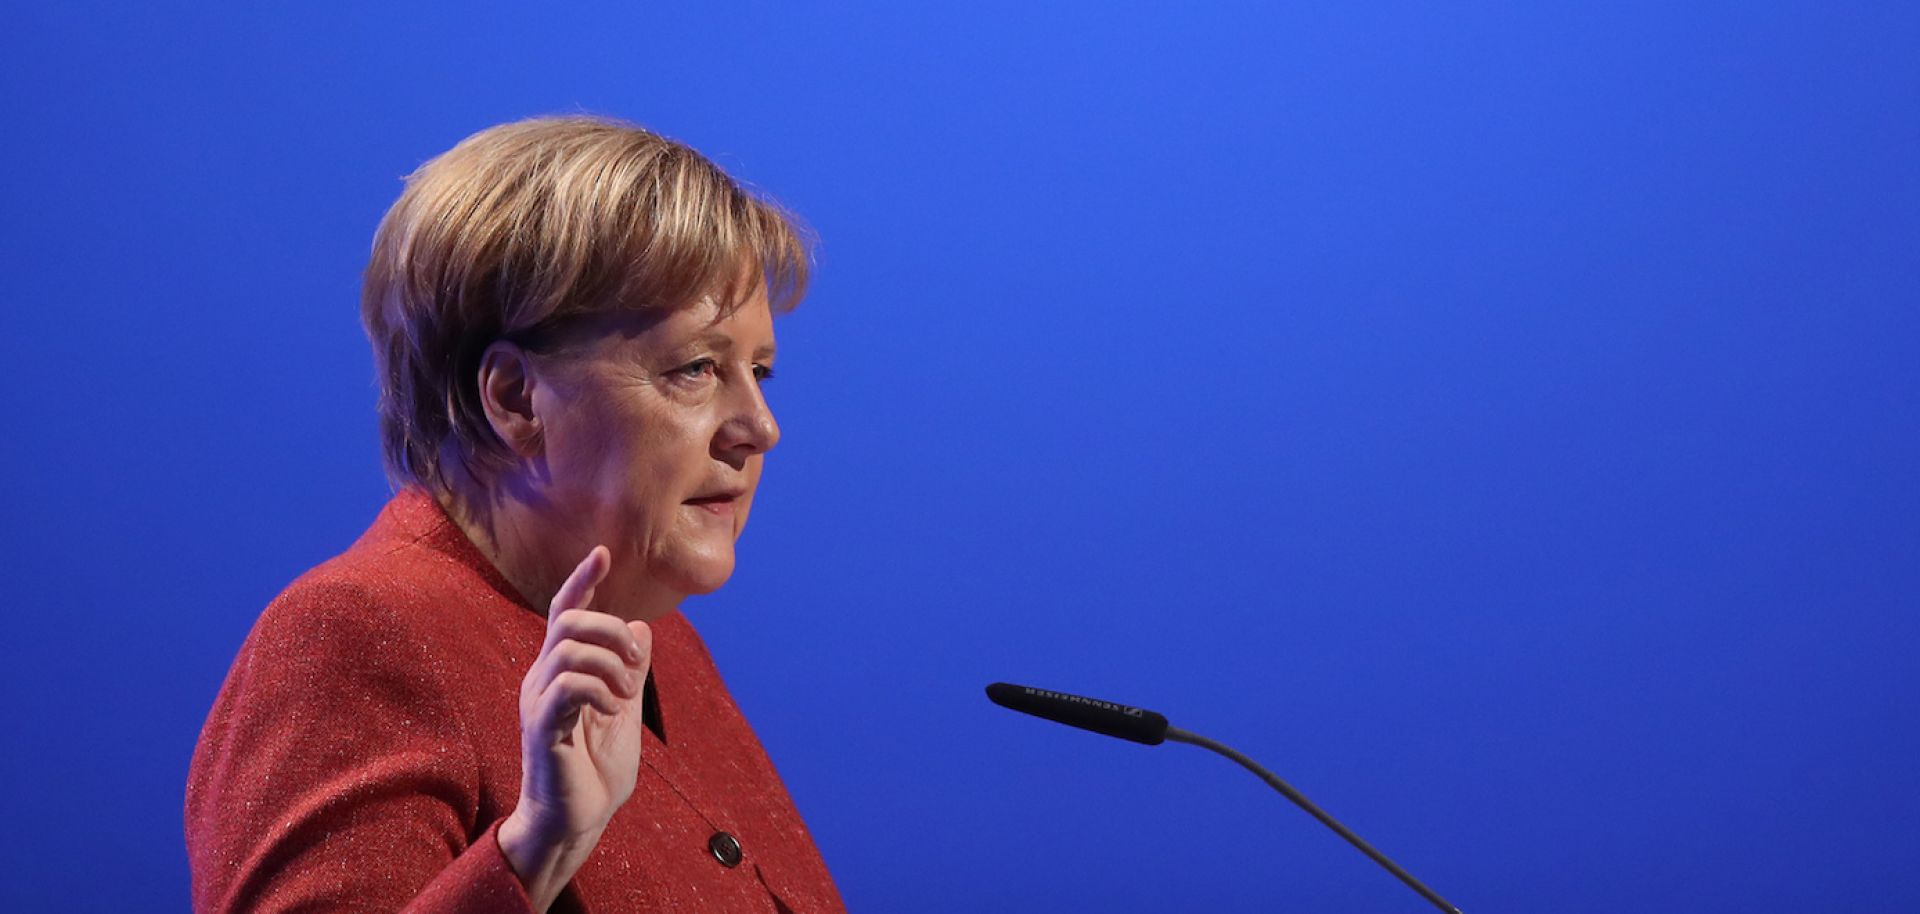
1164;725;1463;914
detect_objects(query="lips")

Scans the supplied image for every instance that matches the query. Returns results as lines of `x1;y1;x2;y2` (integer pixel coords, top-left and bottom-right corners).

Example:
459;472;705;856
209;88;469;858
685;489;746;516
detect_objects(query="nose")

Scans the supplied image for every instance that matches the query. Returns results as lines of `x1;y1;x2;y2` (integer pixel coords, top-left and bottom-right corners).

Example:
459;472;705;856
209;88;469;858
714;369;780;466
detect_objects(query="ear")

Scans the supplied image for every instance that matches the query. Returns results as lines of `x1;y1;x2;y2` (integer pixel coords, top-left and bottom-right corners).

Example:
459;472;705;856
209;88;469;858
476;341;545;459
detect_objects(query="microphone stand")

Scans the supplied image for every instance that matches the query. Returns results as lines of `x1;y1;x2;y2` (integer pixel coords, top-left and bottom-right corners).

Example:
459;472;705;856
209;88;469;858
1165;726;1463;914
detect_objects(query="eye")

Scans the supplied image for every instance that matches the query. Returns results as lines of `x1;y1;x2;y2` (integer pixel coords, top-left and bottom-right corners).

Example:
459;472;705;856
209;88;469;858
670;358;718;380
753;363;775;382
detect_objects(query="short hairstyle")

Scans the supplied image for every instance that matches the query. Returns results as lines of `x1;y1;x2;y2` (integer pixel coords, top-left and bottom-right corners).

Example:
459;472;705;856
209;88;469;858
361;115;811;495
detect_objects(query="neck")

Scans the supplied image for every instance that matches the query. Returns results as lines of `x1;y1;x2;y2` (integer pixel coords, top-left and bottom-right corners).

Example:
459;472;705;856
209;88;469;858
436;478;682;622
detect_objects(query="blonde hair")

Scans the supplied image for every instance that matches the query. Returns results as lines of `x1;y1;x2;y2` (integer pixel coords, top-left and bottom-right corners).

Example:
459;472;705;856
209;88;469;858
361;115;811;495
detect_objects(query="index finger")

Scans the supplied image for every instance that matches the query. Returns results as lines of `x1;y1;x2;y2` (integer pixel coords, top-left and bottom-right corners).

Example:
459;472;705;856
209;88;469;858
549;545;611;621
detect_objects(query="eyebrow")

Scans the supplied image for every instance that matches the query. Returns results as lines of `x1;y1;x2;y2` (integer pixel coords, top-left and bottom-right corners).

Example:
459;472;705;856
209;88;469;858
689;329;776;361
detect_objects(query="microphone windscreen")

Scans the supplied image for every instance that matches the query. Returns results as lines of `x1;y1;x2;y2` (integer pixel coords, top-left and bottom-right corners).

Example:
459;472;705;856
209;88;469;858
986;682;1169;745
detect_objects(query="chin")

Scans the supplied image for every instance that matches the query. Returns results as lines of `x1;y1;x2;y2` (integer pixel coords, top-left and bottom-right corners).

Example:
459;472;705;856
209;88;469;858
659;551;737;597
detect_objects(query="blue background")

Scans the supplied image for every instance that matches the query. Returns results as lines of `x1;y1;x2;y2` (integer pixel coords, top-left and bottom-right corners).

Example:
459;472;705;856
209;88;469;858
3;2;1917;910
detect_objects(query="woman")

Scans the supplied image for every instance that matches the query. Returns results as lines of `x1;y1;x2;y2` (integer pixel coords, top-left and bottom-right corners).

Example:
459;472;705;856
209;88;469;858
186;116;844;914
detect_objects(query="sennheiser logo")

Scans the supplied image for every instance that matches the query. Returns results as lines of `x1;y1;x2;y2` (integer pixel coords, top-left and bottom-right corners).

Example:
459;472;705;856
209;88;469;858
1024;686;1147;718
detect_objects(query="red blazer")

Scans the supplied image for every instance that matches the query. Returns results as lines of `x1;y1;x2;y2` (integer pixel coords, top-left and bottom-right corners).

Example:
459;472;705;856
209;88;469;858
186;490;845;913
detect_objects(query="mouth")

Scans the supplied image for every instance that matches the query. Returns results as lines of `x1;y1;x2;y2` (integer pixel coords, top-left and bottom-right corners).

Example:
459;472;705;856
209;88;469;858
684;490;746;517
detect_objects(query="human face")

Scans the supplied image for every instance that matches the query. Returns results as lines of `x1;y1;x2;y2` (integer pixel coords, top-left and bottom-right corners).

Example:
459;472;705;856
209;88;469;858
528;291;780;614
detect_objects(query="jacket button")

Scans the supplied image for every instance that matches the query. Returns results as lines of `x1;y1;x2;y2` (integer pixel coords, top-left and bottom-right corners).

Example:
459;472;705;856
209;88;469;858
708;831;743;868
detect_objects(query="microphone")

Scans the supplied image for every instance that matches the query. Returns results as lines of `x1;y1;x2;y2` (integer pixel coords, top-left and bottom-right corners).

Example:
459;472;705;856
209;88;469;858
984;682;1169;745
985;681;1463;914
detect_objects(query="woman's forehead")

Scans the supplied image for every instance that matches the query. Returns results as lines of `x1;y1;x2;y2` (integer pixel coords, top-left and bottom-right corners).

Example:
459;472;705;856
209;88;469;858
598;295;777;357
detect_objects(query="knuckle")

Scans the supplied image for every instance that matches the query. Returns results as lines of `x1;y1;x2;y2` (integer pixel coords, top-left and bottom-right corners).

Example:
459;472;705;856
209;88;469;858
552;640;613;670
553;672;616;710
554;608;613;637
550;641;587;665
549;672;600;705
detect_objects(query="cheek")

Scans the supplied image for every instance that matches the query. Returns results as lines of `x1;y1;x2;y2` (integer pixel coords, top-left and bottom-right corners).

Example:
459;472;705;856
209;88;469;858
557;404;662;506
734;459;767;532
545;415;616;495
622;412;718;510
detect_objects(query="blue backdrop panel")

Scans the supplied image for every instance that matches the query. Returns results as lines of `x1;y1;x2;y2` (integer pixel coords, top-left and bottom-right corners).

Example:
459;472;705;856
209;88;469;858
2;1;1916;910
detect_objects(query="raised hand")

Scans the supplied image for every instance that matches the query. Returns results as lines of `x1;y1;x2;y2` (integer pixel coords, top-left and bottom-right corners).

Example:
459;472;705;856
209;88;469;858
497;546;653;911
